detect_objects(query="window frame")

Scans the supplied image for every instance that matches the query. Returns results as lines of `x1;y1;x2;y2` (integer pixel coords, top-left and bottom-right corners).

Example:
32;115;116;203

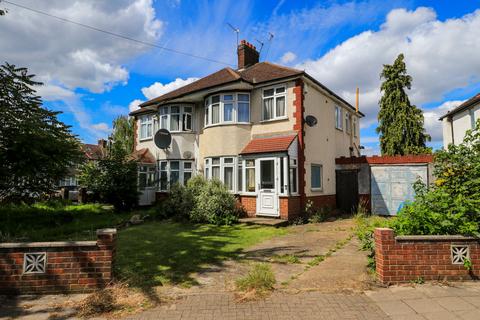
139;114;154;140
335;106;343;131
289;158;298;195
157;160;195;192
262;85;287;122
345;112;351;135
157;105;194;133
310;163;323;191
204;92;250;127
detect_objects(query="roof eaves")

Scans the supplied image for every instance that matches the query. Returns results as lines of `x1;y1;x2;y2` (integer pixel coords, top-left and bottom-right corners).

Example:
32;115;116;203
439;95;480;120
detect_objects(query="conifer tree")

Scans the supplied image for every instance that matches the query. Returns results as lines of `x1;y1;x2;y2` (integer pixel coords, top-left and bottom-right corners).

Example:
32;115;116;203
377;54;431;155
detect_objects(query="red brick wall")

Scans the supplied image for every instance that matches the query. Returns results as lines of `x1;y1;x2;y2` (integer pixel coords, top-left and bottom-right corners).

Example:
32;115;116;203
293;79;306;210
307;195;336;211
238;195;256;217
0;229;116;294
279;196;301;220
375;228;480;284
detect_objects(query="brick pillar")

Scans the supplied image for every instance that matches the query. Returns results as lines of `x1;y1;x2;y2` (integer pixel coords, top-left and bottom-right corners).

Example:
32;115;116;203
374;228;395;284
96;228;117;283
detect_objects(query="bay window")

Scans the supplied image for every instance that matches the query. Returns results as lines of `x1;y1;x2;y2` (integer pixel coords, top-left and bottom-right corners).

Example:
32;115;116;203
205;93;250;126
158;160;194;191
245;159;256;192
158;105;194;132
140;115;153;140
262;86;286;121
204;156;236;192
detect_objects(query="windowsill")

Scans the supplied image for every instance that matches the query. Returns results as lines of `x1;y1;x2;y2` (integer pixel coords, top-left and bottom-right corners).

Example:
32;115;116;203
238;192;257;196
204;122;253;129
169;130;196;134
311;187;323;192
335;127;343;132
260;117;288;124
139;137;153;142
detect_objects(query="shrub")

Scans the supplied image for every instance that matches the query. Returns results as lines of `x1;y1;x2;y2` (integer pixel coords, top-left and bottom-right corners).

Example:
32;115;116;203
392;120;480;237
190;178;238;225
162;183;193;221
236;263;276;294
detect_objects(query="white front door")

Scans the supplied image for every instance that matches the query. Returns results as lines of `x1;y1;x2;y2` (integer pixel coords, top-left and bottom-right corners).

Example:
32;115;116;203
256;158;279;217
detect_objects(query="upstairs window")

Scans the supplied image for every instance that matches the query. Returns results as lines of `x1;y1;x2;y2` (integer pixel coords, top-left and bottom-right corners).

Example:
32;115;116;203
345;112;351;134
140;115;153;140
158;105;193;132
262;86;286;121
335;106;343;130
353;118;358;138
205;93;250;126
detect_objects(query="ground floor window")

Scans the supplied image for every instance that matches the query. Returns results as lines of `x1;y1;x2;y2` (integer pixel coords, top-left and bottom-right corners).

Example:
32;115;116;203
311;164;323;190
203;156;298;195
58;176;77;187
158;160;194;191
138;165;156;190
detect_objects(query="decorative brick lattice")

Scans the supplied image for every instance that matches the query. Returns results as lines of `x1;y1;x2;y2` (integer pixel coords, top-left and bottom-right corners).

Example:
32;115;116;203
451;245;470;264
23;252;46;274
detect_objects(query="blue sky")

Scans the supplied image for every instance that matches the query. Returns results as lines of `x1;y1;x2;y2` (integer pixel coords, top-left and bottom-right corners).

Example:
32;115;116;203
1;0;480;154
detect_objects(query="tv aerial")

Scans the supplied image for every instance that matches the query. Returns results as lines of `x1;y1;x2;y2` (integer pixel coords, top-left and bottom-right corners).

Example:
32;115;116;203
227;22;240;46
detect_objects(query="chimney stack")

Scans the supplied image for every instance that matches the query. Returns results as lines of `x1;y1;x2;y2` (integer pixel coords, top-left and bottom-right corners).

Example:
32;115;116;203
237;40;259;70
98;139;107;148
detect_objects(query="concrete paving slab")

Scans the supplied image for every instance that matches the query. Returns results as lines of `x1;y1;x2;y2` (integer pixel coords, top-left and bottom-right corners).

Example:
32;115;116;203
454;309;480;320
403;298;447;313
375;300;416;316
389;315;426;320
461;296;480;308
434;297;476;311
422;311;461;320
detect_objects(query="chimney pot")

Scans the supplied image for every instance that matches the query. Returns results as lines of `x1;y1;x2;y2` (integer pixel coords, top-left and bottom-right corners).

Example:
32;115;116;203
237;39;260;69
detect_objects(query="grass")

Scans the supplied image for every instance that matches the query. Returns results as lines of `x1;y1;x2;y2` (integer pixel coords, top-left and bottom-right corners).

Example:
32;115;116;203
115;221;287;288
236;263;276;297
0;202;134;241
270;254;301;264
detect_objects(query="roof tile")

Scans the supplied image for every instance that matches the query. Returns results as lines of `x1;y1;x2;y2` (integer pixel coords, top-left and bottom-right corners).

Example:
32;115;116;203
240;135;297;155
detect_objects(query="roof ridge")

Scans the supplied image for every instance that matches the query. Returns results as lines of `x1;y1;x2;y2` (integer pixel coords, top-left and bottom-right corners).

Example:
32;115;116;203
261;61;303;73
225;67;241;79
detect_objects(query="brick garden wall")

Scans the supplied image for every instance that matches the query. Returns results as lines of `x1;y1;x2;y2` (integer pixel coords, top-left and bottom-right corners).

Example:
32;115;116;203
375;228;480;284
0;229;116;294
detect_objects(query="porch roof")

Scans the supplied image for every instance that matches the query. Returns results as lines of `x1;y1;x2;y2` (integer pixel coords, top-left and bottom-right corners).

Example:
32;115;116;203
240;134;297;155
129;148;156;164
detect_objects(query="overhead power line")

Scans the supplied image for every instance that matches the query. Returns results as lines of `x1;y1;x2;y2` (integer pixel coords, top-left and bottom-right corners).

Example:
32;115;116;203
2;0;234;67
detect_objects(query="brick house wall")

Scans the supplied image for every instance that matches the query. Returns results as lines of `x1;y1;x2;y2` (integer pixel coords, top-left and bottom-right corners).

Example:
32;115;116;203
375;228;480;284
238;195;256;217
0;229;116;294
279;196;301;220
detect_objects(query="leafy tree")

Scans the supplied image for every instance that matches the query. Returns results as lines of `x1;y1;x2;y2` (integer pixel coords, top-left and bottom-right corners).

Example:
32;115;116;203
78;145;138;211
377;54;431;155
0;63;83;202
111;115;134;154
393;120;480;236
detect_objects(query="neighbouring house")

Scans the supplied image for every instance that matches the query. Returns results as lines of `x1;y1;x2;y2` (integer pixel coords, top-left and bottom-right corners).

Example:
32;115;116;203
440;92;480;147
57;139;107;200
129;40;363;219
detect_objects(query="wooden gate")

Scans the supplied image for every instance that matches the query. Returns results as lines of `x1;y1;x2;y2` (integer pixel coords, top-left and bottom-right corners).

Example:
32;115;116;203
336;170;359;214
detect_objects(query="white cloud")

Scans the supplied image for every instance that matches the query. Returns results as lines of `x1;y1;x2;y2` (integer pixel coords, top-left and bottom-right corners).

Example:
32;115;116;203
0;0;162;96
91;122;111;133
280;51;297;64
423;100;464;143
297;7;480;136
129;99;144;112
141;78;199;100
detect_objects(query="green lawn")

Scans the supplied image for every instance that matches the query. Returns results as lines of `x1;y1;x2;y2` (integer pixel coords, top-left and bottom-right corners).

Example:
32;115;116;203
116;221;287;288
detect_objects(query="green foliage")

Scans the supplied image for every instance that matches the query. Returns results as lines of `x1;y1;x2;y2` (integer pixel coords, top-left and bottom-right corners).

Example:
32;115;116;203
79;146;138;211
393;120;480;237
236;263;276;293
354;213;391;270
111;116;134;154
0;63;83;202
0;201;128;241
270;254;301;264
377;54;431;155
463;258;473;272
163;176;238;225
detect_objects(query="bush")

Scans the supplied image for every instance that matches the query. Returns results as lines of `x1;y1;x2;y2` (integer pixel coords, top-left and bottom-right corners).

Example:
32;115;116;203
392;120;480;237
161;176;239;225
189;178;238;225
236;263;276;294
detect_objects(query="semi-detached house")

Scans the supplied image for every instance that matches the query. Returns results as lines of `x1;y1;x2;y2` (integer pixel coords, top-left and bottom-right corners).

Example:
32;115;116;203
129;40;364;220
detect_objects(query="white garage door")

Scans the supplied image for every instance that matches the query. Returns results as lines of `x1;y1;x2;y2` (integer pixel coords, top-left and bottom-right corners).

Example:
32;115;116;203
371;165;429;215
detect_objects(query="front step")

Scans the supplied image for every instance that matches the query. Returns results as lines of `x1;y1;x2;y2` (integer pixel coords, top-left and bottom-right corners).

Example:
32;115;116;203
238;217;289;227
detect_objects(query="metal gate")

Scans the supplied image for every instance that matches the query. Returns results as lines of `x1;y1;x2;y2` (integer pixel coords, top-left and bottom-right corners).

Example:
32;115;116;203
371;165;428;215
336;170;359;214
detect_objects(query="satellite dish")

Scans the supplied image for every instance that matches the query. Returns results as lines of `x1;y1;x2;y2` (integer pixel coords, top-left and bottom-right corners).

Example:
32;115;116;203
154;129;172;149
305;115;318;127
